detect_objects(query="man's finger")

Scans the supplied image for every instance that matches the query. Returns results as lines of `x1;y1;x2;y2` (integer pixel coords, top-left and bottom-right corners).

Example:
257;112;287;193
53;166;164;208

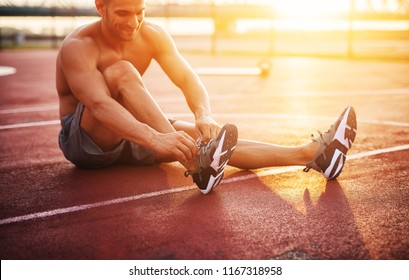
178;134;197;161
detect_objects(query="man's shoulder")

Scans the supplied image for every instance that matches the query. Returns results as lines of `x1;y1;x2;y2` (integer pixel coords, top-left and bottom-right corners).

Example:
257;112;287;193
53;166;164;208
140;20;171;42
141;20;165;33
139;20;176;55
61;22;100;51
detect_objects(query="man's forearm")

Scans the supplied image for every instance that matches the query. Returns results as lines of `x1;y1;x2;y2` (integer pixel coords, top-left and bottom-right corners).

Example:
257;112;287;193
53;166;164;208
90;97;158;148
182;75;213;120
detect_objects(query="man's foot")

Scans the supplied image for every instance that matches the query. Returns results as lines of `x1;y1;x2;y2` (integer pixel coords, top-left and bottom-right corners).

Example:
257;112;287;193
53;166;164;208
304;106;357;180
185;124;238;194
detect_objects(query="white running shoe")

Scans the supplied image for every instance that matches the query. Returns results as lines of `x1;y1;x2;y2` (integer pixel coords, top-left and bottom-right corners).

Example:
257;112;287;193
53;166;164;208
304;106;357;180
185;124;238;194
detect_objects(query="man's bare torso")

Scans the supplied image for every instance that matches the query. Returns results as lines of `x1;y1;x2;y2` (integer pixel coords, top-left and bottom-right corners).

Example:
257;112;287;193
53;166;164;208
56;20;158;118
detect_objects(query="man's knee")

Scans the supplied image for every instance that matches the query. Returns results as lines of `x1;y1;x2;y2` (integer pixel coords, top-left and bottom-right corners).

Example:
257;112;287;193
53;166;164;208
103;60;143;92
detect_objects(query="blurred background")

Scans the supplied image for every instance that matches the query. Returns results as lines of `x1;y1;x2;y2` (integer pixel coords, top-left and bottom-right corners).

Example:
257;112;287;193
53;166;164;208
0;0;408;59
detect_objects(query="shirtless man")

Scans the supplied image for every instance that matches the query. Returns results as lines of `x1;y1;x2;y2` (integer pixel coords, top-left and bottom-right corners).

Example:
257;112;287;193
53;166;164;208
56;0;357;194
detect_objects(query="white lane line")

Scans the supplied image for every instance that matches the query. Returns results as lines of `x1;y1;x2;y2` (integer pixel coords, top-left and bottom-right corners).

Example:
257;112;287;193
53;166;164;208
223;144;409;184
358;119;409;128
1;144;409;226
170;113;409;128
347;144;409;160
0;66;16;77
1;87;409;115
0;105;58;114
0;120;60;130
0;186;195;226
324;88;409;96
2;113;409;131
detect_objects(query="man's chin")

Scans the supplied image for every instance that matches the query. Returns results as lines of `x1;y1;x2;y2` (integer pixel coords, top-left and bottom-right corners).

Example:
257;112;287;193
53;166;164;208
119;28;141;41
118;32;136;41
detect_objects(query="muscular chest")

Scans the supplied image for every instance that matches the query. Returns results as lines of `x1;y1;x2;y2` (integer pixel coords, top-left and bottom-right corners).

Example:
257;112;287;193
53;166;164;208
97;45;153;76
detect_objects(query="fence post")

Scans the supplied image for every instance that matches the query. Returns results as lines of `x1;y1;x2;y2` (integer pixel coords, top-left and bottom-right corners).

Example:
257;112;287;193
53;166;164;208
211;1;217;55
347;0;355;59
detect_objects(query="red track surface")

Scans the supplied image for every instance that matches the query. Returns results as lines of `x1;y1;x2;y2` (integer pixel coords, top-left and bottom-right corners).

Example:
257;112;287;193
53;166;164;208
1;50;409;259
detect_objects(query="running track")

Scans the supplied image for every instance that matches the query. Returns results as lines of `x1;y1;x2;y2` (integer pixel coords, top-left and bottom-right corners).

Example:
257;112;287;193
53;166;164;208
0;50;408;259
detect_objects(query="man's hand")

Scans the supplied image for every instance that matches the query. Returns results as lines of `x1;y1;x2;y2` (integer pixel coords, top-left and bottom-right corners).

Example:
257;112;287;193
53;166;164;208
195;114;221;142
151;131;198;164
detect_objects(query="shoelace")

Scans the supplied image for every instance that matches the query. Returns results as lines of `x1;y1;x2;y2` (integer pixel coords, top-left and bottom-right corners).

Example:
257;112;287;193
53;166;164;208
317;130;327;146
184;131;213;179
303;130;328;173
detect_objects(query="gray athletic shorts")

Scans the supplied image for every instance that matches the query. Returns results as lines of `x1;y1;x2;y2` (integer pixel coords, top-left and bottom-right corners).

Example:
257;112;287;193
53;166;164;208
58;103;155;169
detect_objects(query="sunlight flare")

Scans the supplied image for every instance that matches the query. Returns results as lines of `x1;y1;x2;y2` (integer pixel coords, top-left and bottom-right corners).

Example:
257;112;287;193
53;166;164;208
251;0;351;19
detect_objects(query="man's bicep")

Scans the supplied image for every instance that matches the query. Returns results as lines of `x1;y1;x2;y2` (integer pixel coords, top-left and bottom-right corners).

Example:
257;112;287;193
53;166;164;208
153;31;194;88
60;40;109;105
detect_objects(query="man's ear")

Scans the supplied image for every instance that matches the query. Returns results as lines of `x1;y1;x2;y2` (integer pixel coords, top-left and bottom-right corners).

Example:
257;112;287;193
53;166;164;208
95;0;106;17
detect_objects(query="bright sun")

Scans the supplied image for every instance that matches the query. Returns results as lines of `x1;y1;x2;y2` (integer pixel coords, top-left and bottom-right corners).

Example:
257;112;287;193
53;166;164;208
244;0;351;19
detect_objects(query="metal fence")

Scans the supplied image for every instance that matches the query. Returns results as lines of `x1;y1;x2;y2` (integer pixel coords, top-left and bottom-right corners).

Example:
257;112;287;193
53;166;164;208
1;0;408;59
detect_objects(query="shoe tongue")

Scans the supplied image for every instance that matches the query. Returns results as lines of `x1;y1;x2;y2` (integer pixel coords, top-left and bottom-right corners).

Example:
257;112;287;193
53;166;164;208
196;139;214;169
